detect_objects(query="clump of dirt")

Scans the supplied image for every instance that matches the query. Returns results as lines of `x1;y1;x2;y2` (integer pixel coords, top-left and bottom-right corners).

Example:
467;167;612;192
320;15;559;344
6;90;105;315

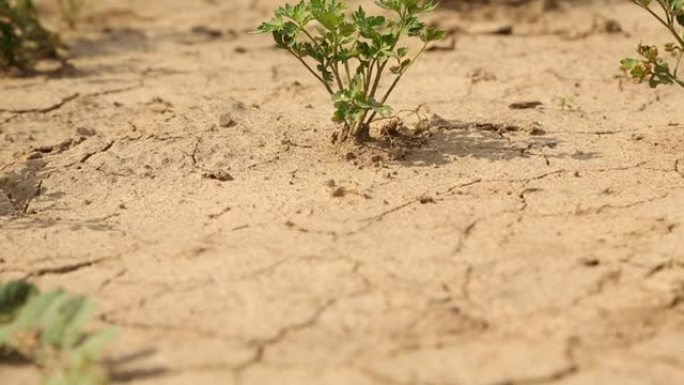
332;117;432;166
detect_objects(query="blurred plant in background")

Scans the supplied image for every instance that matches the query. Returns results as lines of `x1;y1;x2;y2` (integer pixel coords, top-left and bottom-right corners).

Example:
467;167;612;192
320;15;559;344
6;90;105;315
0;0;63;72
621;0;684;88
0;280;117;385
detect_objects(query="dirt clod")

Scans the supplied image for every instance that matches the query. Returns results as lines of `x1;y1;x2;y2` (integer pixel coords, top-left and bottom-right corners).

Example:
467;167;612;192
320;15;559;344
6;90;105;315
331;186;346;197
529;127;547;136
0;191;14;216
419;196;436;204
202;170;234;182
509;101;543;109
218;113;237;128
77;127;98;137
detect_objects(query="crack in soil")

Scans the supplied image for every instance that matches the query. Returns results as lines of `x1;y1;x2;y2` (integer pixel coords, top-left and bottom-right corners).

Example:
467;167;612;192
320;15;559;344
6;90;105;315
582;192;670;215
492;339;579;385
100;315;236;341
518;187;543;212
360;200;417;223
361;336;580;385
81;140;116;163
343;199;420;236
233;298;338;376
23;256;113;278
446;178;483;193
98;268;128;292
353;178;487;235
0;80;144;116
571;269;622;307
0;93;80;114
494;162;650;184
453;220;479;256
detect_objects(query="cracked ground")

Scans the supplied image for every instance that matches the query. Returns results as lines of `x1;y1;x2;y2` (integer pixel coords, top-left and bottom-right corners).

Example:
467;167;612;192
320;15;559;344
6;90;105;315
2;0;684;384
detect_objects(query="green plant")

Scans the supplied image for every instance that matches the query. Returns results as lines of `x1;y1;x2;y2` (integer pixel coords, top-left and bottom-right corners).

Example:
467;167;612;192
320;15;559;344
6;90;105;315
621;0;684;88
553;95;575;110
58;0;91;29
0;0;63;72
256;0;445;142
0;280;117;385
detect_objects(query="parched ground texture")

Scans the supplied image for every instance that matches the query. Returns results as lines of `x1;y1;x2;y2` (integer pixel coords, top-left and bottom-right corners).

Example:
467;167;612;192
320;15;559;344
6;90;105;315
1;0;684;384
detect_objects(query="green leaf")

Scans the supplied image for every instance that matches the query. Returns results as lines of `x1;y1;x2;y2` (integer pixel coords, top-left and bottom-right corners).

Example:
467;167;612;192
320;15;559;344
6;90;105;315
366;98;392;116
630;63;646;79
71;328;118;365
620;58;640;71
311;0;345;30
0;280;38;322
420;26;446;43
375;0;402;13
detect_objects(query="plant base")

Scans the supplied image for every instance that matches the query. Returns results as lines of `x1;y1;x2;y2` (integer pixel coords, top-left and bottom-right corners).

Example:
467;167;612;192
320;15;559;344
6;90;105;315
353;124;372;143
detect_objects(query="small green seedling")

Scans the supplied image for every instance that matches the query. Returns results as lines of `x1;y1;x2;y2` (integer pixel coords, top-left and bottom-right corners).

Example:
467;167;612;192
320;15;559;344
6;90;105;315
256;0;445;142
0;280;117;385
621;0;684;88
0;0;63;72
553;95;575;110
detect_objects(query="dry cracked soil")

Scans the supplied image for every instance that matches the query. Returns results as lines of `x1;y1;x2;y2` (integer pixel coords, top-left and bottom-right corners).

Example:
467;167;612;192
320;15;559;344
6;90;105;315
1;0;684;384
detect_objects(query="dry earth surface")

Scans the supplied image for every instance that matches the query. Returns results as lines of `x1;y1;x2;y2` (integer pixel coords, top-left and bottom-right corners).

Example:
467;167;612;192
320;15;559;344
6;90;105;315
2;0;684;384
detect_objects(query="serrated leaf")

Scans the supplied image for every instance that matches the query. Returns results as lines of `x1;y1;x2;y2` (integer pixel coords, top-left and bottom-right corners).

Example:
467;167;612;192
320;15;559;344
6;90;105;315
420;26;446;43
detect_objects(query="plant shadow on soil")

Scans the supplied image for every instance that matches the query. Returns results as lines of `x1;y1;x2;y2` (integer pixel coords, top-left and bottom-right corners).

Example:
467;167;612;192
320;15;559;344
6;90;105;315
395;118;600;166
0;348;170;383
0;159;115;232
55;25;236;78
0;159;46;216
105;348;172;383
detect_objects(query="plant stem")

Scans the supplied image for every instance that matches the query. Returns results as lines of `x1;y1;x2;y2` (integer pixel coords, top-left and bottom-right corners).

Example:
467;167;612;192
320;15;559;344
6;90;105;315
637;1;684;48
299;26;328;55
287;49;333;94
344;60;351;85
674;49;684;77
355;8;412;133
367;59;386;101
363;59;376;92
655;0;672;24
332;64;345;92
365;43;428;125
357;60;381;128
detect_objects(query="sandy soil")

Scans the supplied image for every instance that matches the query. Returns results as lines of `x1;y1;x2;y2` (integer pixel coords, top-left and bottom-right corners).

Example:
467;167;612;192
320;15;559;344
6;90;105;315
1;0;684;384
